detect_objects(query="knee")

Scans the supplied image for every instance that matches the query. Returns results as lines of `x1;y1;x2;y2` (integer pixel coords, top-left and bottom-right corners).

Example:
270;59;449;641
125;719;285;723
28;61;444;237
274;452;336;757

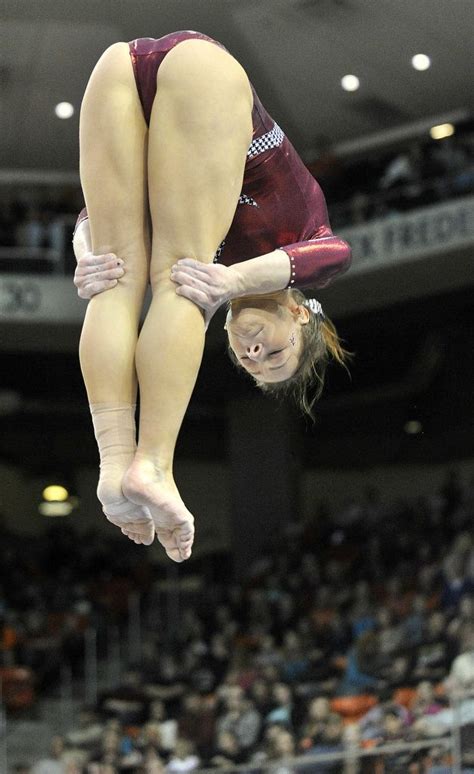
149;263;173;293
122;261;149;292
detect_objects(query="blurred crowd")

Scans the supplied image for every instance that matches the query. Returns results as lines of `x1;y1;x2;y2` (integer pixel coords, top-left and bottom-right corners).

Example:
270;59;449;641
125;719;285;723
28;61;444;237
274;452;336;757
1;128;474;275
0;190;81;274
306;128;474;229
2;468;474;772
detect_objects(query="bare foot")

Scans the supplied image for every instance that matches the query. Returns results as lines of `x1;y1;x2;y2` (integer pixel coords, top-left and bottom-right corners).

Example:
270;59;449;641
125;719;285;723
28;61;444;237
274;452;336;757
122;457;194;562
97;475;155;546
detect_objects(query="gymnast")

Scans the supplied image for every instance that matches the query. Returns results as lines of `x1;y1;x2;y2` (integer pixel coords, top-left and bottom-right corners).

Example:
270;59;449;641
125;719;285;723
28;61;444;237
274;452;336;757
74;31;351;563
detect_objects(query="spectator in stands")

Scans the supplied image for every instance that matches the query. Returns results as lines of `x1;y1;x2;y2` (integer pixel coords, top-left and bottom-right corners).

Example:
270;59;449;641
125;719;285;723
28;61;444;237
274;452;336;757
15;206;44;250
377;606;404;657
303;710;344;773
166;737;200;772
31;735;67;774
140;749;166;772
411;681;443;719
217;685;262;753
412;612;452;683
403;594;428;647
255;634;283;672
248;680;272;724
447;625;474;695
266;683;294;727
65;707;104;750
381;704;406;742
280;631;311;684
208;729;246;768
178;693;216;759
442;547;474;612
300;696;331;744
266;726;296;762
12;468;474;770
448;594;474;650
378;142;424;211
428;136;474;199
89;726;122;766
146;699;178;753
348;190;371;225
350;581;376;639
337;631;382;696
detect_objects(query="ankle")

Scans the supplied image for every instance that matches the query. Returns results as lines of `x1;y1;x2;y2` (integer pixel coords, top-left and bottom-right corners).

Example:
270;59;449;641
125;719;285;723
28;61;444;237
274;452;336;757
132;450;173;479
97;475;124;507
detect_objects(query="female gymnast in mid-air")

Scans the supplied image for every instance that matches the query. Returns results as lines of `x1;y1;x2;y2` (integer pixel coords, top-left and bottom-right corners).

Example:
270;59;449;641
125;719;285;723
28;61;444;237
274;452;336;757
74;31;351;563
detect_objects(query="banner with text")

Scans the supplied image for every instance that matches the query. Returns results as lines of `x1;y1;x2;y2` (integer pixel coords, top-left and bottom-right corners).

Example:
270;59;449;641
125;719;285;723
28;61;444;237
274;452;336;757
340;194;474;273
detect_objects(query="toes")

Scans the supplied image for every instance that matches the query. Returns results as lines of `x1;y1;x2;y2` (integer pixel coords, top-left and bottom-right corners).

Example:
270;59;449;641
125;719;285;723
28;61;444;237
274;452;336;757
167;549;185;563
120;526;155;546
156;526;194;562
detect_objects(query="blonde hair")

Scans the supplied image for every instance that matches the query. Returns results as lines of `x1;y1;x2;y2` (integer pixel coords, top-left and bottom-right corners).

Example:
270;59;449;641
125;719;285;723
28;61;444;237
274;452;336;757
228;289;351;419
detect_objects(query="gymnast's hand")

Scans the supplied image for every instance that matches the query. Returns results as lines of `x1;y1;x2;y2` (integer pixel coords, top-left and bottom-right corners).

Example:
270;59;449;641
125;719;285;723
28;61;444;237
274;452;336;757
170;259;241;328
74;252;125;299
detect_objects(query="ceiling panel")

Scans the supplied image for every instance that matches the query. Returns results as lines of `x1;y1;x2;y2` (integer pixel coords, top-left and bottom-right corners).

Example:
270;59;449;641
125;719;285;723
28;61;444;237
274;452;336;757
0;0;472;169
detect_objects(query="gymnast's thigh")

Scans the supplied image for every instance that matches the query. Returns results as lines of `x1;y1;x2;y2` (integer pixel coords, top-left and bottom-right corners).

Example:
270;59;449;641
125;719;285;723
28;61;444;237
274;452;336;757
146;39;253;277
79;42;150;268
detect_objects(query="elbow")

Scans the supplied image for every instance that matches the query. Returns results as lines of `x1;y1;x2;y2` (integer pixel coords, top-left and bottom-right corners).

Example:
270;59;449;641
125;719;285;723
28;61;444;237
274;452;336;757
316;239;351;288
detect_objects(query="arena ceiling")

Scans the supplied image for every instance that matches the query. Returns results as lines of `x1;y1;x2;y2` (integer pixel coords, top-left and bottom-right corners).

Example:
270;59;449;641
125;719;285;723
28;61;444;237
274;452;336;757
0;0;472;170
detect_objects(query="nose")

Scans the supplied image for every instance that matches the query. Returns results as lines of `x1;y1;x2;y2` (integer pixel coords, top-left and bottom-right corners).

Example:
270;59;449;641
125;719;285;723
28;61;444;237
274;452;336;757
246;342;263;360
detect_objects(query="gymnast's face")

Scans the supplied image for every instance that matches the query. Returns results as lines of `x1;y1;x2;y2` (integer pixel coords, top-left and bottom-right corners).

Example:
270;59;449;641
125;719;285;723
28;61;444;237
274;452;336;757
225;292;310;383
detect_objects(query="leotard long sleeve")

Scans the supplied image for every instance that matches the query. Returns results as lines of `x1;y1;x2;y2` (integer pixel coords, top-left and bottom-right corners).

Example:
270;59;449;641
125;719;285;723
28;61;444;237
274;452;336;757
75;32;351;290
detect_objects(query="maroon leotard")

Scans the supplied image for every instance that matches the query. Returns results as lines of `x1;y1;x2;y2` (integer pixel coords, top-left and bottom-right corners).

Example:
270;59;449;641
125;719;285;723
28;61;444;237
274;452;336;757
77;31;351;290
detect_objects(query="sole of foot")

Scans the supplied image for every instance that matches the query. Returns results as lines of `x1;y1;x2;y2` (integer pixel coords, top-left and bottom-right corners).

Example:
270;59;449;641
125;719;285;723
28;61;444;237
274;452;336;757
122;460;194;562
98;477;155;546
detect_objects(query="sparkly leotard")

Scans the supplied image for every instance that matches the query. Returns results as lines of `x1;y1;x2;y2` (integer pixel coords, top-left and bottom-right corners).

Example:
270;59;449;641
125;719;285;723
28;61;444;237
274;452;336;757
77;31;351;290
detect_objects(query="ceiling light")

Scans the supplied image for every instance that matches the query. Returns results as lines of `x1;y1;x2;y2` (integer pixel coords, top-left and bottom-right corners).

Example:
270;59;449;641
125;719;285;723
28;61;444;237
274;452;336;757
430;123;455;140
404;420;423;435
39;501;73;517
43;484;69;502
341;74;360;92
411;54;431;71
55;102;74;119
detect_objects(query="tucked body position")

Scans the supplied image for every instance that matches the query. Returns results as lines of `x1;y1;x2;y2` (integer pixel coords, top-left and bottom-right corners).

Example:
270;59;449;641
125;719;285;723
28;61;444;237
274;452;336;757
75;31;352;562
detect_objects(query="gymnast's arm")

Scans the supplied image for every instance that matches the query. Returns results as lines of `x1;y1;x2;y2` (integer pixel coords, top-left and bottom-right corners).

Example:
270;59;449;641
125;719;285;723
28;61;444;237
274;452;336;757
230;226;352;294
171;182;351;305
73;210;351;308
72;210;124;299
170;230;351;321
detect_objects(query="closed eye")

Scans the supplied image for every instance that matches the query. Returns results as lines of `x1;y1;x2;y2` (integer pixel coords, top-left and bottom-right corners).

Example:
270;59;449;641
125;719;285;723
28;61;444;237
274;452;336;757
268;349;284;358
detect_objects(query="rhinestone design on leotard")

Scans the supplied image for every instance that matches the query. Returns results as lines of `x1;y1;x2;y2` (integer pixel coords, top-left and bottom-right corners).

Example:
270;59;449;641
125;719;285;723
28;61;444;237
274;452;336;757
287;253;296;287
247;123;284;159
213;240;226;263
238;194;258;207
